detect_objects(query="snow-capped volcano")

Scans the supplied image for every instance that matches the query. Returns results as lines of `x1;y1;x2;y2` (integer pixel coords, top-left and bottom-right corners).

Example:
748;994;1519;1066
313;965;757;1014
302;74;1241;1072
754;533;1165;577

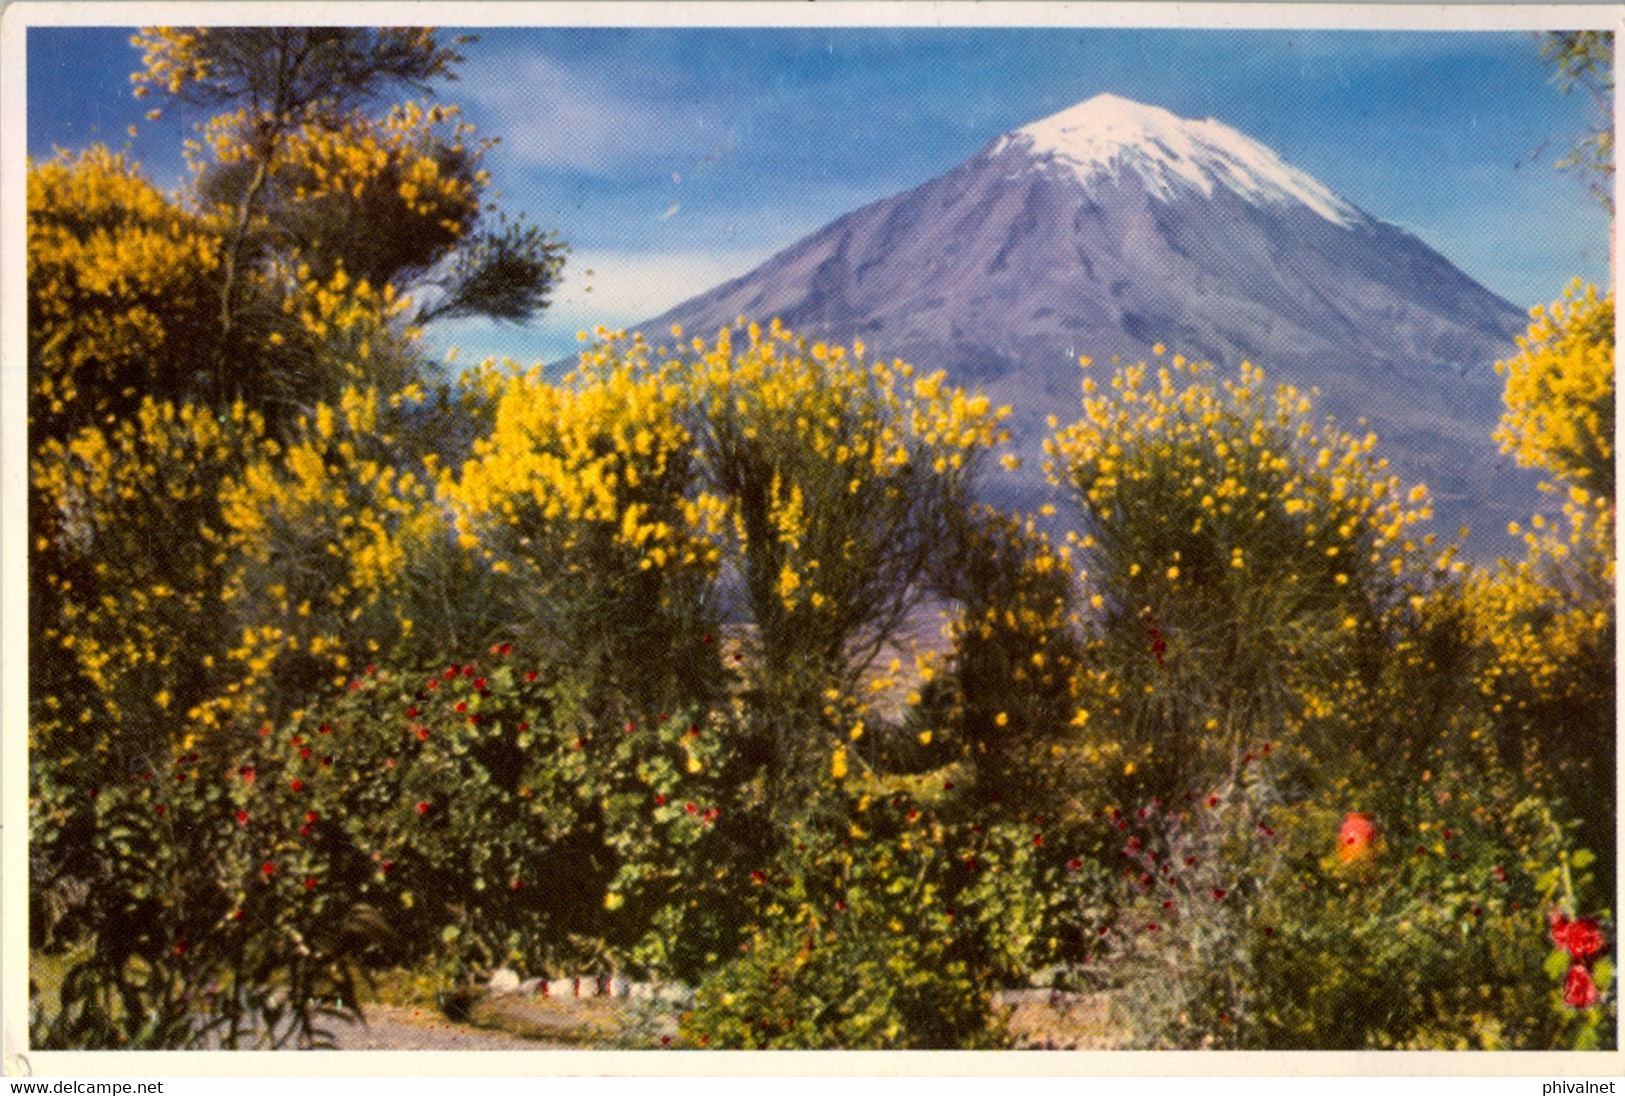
999;93;1364;227
639;95;1537;558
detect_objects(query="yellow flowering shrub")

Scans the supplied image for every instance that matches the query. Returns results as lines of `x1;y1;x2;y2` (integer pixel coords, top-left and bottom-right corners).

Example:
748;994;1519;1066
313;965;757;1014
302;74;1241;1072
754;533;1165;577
927;506;1086;808
27;148;222;442
211;385;441;727
31;399;267;764
196;100;484;291
1468;285;1615;875
444;339;723;716
688;321;1009;700
677;321;1010;807
1046;354;1431;802
1495;281;1614;498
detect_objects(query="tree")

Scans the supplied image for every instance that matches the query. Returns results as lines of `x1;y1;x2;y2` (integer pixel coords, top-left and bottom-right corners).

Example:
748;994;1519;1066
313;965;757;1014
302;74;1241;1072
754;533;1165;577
1471;283;1615;894
26;148;222;445
130;27;564;404
1540;31;1614;213
1494;280;1614;499
1045;354;1433;804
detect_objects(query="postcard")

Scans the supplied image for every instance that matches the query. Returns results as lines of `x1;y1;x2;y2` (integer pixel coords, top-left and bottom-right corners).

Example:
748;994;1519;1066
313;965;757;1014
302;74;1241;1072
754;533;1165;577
3;1;1620;1083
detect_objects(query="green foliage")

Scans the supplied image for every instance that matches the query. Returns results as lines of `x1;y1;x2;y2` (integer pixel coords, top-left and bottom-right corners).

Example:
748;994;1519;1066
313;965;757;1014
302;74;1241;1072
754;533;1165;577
29;747;378;1049
1048;355;1432;806
679;801;1011;1049
27;33;1620;1044
1540;31;1614;213
928;505;1087;808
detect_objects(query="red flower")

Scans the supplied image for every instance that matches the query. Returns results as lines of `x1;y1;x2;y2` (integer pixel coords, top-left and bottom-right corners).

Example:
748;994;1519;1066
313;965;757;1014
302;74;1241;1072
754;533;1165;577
416;726;430;741
1067;858;1083;872
290;780;303;792
236;810;249;825
454;701;468;713
305;811;318;823
261;861;275;875
1551;912;1608;961
415;801;430;815
751;870;766;885
444;667;457;679
299;747;312;759
525;670;538;682
172;941;187;956
654;794;667;805
318;724;330;735
155;804;166;816
473;678;486;691
1033;833;1044;847
230;910;244;921
1563;963;1601;1009
1211;888;1228;901
406;707;420;718
304;877;318;889
1337;812;1378;864
1207;795;1220;808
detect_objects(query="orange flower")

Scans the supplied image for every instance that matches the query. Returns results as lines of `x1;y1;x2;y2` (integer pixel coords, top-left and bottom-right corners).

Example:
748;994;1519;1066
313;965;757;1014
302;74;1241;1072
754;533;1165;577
1337;812;1378;864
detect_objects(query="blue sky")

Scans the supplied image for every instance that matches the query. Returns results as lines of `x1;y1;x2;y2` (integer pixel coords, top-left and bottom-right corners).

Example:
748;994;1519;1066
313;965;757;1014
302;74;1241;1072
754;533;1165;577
27;23;1613;365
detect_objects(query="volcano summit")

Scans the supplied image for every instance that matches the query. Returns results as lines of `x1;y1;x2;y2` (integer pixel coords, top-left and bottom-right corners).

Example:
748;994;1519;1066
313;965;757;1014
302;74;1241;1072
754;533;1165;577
643;94;1539;555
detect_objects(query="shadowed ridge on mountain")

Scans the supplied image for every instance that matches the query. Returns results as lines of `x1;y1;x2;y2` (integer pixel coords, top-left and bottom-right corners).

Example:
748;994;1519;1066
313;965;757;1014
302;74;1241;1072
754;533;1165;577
637;94;1539;560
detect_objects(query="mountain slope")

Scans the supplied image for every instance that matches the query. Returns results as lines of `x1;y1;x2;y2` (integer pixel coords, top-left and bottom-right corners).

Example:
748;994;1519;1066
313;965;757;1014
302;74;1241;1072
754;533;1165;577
642;94;1538;557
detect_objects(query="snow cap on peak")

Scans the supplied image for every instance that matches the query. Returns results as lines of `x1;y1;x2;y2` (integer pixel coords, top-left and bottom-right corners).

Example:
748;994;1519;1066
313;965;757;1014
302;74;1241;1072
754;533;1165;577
1001;92;1364;227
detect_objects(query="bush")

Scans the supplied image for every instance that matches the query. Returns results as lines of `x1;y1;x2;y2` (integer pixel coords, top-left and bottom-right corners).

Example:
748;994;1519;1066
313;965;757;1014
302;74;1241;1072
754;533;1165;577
1073;749;1614;1049
1047;353;1433;808
678;798;1010;1049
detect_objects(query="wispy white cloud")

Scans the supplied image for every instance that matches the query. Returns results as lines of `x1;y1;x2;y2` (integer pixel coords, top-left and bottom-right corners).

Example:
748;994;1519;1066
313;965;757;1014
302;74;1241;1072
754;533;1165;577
547;246;773;322
457;49;722;175
425;246;776;366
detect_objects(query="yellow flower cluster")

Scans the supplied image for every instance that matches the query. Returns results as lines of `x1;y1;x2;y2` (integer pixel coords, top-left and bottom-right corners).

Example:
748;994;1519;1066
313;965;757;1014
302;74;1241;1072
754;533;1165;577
1494;280;1614;493
128;27;210;99
1045;353;1434;802
447;338;718;577
212;384;439;722
687;319;1009;616
202;100;482;237
1047;354;1427;589
32;398;265;756
27;148;222;437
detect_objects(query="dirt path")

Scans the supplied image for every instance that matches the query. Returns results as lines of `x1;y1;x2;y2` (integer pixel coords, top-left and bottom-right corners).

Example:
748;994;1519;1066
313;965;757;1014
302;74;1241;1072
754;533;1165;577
329;1004;576;1051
